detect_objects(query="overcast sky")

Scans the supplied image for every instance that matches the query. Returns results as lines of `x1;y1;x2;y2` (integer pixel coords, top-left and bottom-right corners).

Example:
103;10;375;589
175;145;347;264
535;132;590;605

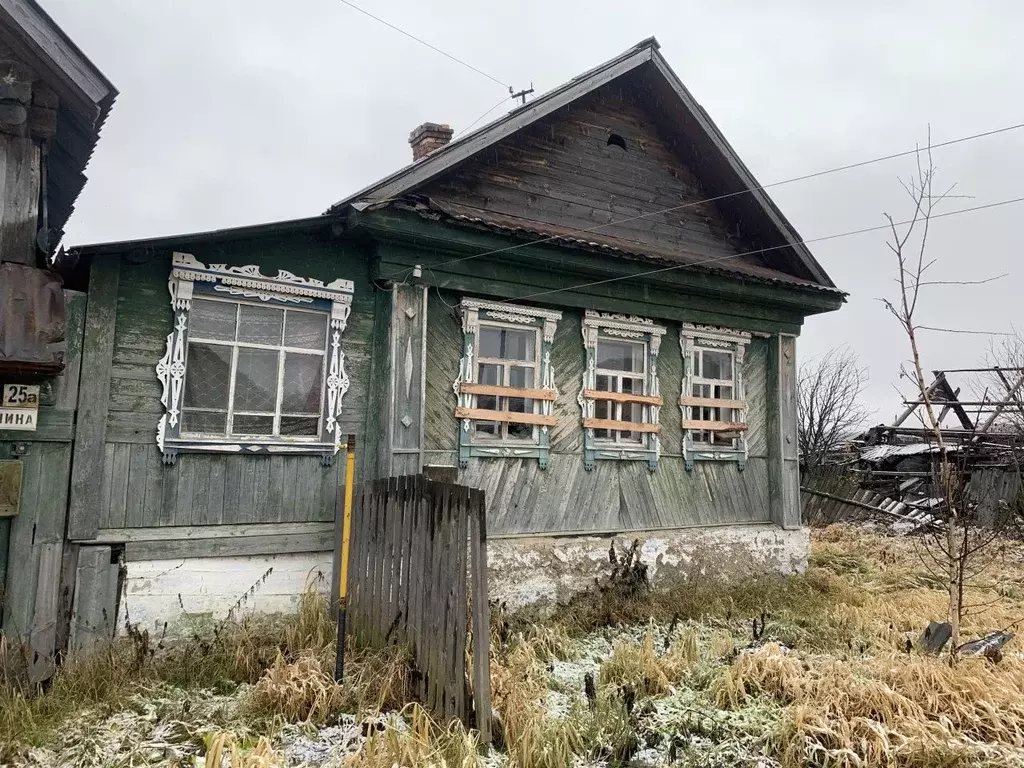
51;0;1024;420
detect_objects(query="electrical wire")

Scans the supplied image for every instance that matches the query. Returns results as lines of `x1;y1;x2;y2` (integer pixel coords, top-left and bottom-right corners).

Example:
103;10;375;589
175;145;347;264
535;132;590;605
455;95;515;138
403;120;1024;275
337;0;509;89
512;195;1024;301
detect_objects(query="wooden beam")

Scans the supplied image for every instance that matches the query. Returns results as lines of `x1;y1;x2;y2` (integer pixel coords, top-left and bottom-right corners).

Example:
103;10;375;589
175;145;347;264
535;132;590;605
681;419;749;431
67;257;120;540
679;396;746;409
454;407;558;427
460;383;557;401
582;389;662;406
125;530;335;561
582;417;660;433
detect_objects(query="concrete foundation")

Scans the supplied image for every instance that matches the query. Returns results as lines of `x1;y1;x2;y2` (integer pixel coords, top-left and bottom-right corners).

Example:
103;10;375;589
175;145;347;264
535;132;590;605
118;523;808;631
488;523;810;610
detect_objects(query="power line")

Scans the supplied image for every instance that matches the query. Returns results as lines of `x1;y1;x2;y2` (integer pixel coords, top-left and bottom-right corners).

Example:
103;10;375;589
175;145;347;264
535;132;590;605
337;0;509;88
407;120;1024;274
454;95;514;138
513;195;1024;301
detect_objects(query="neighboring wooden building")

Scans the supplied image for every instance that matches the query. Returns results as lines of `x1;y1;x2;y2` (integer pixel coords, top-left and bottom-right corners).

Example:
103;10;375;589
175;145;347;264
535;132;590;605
15;38;843;650
0;0;116;677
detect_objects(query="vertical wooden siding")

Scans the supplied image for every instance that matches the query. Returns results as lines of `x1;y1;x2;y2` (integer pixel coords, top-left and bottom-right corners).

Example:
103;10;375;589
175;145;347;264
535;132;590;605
86;237;379;533
423;292;773;535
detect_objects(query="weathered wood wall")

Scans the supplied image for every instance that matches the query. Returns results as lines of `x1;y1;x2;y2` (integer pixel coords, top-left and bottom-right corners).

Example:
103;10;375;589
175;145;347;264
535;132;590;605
0;290;85;676
423;291;773;535
71;235;383;541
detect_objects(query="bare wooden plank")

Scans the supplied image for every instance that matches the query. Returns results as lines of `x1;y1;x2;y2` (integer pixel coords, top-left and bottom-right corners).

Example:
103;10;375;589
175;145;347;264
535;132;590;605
267;456;285;523
174;457;196;528
125;530;335;561
28;543;62;683
125;444;149;527
679;396;746;409
396;474;416;645
251;458;271;523
93;521;334;542
68;257;121;540
459;383;556;400
583;389;663;406
469;488;492;743
189;458;212;527
451;484;470;722
98;443;114;529
681;419;748;432
583;417;660;433
141;448;164;527
106;443;130;529
204;456;226;525
69;545;117;653
454;407;558;426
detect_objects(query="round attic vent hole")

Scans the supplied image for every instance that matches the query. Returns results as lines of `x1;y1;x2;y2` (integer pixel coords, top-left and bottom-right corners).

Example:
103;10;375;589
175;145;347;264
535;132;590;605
607;133;627;150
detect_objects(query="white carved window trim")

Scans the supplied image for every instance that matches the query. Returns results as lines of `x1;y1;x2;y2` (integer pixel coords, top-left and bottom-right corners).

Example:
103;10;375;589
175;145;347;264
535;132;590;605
156;252;354;464
579;310;666;471
680;323;751;470
453;298;561;468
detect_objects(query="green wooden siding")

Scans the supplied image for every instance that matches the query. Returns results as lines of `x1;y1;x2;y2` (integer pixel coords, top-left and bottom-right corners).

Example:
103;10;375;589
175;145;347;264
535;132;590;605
86;235;379;534
423;291;772;535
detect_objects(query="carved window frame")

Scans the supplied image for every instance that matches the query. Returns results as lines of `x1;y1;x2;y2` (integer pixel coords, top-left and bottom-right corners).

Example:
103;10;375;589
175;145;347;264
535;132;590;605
680;323;751;470
156;252;354;464
453;298;562;468
579;310;666;471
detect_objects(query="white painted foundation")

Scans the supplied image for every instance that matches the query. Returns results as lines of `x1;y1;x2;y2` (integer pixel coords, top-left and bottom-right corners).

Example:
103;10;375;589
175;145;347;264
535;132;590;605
119;524;808;631
120;552;332;634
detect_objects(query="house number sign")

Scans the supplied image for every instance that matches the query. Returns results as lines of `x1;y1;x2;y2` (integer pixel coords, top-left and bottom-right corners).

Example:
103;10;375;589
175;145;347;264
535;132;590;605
0;384;40;431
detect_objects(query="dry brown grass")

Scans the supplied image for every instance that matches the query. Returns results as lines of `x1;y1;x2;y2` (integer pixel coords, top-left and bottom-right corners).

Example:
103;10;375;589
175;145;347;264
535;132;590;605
248;652;345;725
599;624;698;697
205;733;285;767
343;703;481;768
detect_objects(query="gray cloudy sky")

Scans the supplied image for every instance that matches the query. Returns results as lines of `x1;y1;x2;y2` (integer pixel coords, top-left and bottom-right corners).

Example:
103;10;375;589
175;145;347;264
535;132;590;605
52;0;1024;421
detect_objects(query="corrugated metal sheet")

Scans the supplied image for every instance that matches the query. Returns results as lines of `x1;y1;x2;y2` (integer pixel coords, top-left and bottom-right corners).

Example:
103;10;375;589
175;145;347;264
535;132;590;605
859;443;941;462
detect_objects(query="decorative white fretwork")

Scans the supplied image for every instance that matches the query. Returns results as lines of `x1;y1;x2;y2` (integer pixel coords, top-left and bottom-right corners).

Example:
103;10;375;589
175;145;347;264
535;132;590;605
156;252;354;462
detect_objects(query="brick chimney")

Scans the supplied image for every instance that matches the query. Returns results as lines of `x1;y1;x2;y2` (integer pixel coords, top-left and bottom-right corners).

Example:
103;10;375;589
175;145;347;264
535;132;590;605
409;122;453;161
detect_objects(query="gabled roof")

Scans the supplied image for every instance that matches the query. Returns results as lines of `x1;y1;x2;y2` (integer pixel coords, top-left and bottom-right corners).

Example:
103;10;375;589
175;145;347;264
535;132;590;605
329;37;837;291
0;0;117;236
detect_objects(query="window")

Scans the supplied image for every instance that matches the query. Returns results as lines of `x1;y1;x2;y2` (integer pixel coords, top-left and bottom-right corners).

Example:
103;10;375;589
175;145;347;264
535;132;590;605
580;310;666;471
157;252;354;463
473;324;540;441
690;346;735;446
680;324;751;469
181;299;328;439
593;337;647;443
454;299;562;468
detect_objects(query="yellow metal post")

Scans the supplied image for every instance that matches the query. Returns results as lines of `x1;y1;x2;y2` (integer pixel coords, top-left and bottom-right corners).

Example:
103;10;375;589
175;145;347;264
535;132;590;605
334;434;356;681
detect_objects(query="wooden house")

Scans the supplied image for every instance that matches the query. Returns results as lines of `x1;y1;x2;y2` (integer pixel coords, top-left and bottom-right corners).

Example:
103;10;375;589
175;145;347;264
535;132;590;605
0;0;116;678
4;38;843;656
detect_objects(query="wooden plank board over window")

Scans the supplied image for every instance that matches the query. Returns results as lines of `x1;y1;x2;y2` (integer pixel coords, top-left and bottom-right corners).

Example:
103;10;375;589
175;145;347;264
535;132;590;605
458;383;556;401
455;407;558;427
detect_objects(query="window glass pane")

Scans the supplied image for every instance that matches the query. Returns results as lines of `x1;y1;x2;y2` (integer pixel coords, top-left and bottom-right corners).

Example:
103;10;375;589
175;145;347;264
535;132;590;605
238;305;284;345
280;416;320;436
509;367;534;388
475;422;498;436
284;311;327;350
478;327;502;358
691;352;700;378
715;385;733;399
596;374;612;392
234;414;274;434
595;400;610;419
282;353;323;413
508;422;533;439
597;339;644;372
625;403;643;424
477;364;501;386
503;329;535;362
184;343;232;409
190;300;236;341
701;350;732;380
182;409;226;434
234;348;279;412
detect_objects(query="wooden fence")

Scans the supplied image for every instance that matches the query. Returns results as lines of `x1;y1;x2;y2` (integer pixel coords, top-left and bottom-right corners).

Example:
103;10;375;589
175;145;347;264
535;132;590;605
345;475;491;738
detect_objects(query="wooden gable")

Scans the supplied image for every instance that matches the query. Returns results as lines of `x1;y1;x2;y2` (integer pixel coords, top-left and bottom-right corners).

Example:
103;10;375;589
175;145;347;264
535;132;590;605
417;72;767;276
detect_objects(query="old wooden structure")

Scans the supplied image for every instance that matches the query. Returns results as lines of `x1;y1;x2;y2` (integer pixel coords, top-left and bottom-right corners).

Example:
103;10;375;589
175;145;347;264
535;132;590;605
347;475;491;736
5;38;844;657
0;0;116;679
